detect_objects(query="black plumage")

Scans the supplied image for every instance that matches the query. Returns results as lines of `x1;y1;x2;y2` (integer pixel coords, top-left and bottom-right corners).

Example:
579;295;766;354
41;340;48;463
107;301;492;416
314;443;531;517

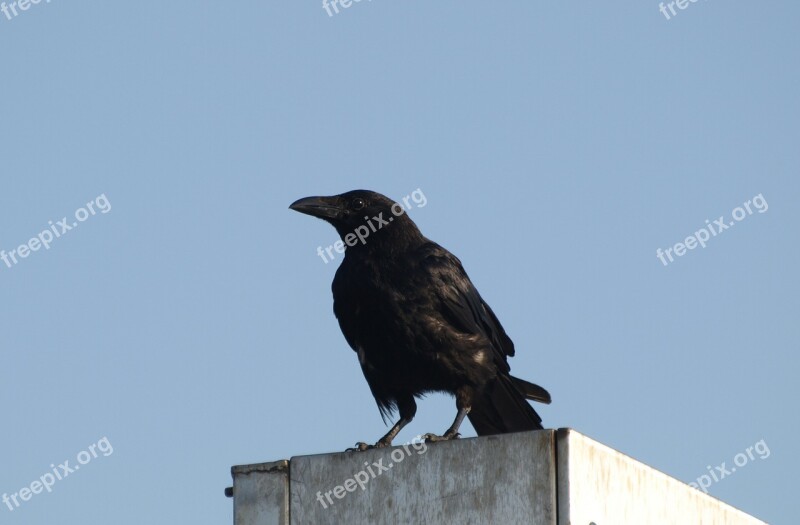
290;190;551;449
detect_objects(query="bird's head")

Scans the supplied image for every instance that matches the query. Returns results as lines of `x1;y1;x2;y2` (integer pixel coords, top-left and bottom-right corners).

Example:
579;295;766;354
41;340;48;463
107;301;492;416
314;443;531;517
289;190;423;253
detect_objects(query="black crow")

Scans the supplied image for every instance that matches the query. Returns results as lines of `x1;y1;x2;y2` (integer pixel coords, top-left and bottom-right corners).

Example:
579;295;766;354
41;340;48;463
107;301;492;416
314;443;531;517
290;190;551;449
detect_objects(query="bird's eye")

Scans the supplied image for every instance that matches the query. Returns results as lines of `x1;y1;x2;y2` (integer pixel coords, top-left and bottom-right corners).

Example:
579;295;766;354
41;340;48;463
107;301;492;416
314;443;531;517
352;198;366;210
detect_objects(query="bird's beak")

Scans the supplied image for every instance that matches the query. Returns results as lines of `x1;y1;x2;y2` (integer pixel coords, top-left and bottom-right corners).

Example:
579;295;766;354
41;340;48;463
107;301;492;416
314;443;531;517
289;196;343;220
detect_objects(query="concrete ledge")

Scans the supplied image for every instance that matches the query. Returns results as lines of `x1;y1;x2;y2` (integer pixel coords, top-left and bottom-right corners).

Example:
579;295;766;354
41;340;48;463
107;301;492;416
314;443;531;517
227;429;767;525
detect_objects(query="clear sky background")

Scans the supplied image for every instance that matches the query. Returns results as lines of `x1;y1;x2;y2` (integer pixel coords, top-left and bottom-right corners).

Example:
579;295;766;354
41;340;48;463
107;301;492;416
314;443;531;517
1;2;797;524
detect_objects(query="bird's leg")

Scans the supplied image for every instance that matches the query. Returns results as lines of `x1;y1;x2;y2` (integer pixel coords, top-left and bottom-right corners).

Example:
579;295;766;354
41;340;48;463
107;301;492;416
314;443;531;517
423;388;472;443
348;397;417;452
423;407;469;443
352;416;411;452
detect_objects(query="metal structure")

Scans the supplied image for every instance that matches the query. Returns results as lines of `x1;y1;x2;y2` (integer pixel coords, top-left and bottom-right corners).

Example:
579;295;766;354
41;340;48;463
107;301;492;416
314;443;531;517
226;428;767;525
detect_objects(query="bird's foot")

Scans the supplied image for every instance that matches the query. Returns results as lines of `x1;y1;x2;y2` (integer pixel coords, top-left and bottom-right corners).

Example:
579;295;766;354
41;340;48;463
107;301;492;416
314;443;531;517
422;432;460;443
345;440;392;452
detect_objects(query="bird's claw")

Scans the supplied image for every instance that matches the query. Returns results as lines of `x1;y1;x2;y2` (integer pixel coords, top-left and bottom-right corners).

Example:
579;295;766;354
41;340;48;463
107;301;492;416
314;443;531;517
346;440;391;452
422;432;460;443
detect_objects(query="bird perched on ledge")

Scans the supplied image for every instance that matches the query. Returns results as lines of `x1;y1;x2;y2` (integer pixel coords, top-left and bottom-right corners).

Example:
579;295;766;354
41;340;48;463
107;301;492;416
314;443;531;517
290;190;551;450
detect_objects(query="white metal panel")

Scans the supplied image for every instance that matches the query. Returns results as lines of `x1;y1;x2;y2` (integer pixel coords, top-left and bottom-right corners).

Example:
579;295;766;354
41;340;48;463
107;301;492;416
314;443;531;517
289;431;557;525
229;429;768;525
232;461;289;525
556;429;767;525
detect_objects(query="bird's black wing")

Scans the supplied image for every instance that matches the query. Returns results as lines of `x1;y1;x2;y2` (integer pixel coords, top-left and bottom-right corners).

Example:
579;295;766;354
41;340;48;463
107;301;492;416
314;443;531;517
420;241;551;405
419;242;514;361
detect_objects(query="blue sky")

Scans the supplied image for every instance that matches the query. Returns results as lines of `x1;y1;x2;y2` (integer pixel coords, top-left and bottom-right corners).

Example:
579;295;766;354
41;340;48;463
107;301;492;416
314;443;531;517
1;2;797;524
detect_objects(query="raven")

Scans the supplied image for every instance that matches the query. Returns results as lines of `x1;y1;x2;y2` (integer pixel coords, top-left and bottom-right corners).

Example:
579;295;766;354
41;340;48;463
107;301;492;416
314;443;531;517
290;190;551;449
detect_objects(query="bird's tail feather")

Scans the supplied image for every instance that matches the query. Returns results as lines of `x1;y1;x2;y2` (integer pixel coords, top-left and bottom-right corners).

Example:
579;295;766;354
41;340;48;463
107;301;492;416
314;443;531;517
510;375;552;404
467;375;547;436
